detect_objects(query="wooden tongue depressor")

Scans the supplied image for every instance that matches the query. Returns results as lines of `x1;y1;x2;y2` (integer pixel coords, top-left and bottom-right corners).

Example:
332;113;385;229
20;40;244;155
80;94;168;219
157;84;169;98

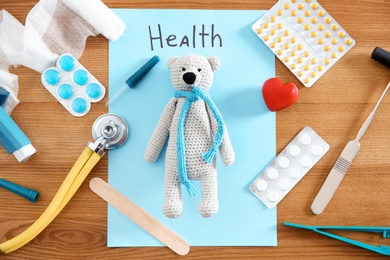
89;177;190;256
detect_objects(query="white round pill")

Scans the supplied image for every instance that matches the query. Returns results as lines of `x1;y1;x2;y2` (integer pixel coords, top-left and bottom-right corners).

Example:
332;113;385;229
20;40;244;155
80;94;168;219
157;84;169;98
267;168;279;179
300;133;312;145
300;156;312;167
289;145;301;156
256;180;268;191
268;191;280;202
278;156;290;168
278;179;290;190
289;168;301;179
311;144;323;156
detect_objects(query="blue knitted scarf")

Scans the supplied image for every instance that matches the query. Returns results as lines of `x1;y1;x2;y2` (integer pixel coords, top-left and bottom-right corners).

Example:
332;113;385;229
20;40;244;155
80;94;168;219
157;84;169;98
174;86;225;196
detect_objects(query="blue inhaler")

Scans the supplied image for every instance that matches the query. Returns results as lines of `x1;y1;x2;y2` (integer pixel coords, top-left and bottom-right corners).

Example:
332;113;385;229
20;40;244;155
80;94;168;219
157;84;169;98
0;87;36;162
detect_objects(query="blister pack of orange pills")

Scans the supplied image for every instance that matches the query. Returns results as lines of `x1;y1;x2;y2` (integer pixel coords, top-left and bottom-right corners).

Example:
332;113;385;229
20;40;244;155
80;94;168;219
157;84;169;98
252;0;355;87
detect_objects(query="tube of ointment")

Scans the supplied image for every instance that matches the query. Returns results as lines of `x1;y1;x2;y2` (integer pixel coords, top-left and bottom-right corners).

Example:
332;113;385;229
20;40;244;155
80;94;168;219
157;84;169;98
0;178;39;202
105;56;160;107
0;87;36;162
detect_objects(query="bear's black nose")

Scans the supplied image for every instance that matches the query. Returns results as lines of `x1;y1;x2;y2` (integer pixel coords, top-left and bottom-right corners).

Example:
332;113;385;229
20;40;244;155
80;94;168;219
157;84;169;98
183;72;196;85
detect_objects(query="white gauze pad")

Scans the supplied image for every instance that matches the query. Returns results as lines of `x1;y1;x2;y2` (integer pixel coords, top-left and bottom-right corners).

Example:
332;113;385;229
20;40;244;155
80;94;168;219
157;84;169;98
250;126;329;208
252;0;355;87
41;53;105;117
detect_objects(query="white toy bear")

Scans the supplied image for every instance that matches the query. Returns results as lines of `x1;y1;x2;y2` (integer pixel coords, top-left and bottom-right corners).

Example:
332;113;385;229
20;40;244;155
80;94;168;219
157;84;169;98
144;54;235;218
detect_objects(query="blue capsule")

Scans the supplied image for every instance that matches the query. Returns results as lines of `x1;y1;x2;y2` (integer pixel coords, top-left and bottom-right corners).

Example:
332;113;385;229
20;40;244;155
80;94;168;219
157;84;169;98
73;70;89;85
71;97;87;113
57;84;73;99
59;55;75;71
86;83;101;99
44;69;60;85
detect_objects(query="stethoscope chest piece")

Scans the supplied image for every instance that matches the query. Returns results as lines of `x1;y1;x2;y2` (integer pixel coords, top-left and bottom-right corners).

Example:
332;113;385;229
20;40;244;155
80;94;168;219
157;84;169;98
92;113;128;150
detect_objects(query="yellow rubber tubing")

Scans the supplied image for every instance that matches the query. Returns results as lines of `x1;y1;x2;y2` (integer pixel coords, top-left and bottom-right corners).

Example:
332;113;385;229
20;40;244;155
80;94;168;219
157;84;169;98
0;147;101;254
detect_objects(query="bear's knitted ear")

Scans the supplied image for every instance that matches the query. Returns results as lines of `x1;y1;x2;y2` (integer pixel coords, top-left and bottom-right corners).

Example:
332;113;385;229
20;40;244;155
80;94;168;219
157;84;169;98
167;57;178;69
208;56;221;71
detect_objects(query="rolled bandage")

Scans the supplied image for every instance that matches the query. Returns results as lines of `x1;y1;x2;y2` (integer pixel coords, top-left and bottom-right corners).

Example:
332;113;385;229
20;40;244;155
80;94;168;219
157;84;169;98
61;0;126;41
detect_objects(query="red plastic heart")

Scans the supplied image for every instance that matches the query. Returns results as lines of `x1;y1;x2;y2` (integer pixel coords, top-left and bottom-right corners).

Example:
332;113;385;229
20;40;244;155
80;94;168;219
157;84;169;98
262;78;298;112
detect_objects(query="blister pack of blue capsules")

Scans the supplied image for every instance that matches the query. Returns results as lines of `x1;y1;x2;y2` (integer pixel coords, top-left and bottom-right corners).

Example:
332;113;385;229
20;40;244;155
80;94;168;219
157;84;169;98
41;53;106;117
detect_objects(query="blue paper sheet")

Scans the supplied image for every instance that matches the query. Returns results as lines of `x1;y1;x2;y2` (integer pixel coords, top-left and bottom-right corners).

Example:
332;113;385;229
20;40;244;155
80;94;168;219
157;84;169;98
108;9;276;247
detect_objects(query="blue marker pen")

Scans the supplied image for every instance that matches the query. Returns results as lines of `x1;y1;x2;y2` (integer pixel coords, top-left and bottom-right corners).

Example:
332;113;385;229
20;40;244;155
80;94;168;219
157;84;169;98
0;87;36;162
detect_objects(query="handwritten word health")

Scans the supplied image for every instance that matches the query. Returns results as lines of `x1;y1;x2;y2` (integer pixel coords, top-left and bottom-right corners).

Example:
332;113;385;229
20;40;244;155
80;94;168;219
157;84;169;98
148;24;223;51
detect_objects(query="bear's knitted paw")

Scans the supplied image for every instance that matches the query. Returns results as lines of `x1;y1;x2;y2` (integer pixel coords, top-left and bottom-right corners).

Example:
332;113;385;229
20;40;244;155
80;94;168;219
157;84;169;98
162;197;183;218
198;197;219;218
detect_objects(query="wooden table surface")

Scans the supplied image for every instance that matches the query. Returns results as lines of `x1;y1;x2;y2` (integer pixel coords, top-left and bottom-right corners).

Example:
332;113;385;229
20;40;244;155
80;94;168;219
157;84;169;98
0;0;389;259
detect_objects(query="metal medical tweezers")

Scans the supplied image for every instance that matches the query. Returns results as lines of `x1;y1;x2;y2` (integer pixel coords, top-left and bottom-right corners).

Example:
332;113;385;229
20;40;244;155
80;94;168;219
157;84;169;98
311;81;390;215
284;222;390;256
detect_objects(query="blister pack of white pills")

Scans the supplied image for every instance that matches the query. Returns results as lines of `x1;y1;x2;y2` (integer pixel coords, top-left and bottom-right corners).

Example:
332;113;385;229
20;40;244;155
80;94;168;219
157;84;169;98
249;126;329;208
41;53;106;117
252;0;355;87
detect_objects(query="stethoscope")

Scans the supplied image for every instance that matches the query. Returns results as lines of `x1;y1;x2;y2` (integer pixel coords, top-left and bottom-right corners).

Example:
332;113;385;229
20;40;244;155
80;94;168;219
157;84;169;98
0;113;128;254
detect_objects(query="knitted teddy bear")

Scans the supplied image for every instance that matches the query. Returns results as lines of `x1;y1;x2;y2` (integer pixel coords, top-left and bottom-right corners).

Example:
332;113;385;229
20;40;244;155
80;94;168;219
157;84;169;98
144;54;235;218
